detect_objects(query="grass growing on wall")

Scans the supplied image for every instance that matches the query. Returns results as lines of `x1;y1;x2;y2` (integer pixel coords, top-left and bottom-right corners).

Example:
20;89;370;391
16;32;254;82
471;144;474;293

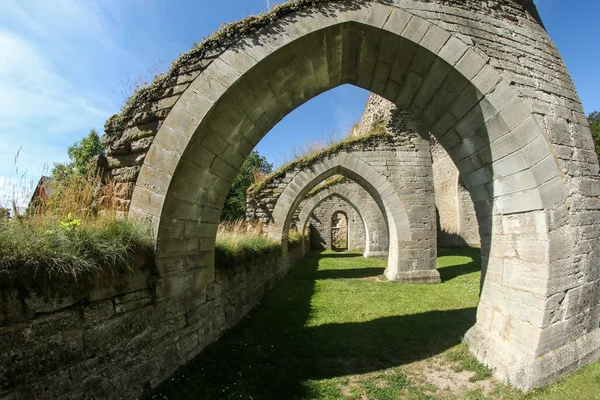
288;230;304;249
306;175;347;197
0;173;154;294
248;128;389;195
215;222;306;268
105;0;349;132
0;215;154;293
215;221;280;268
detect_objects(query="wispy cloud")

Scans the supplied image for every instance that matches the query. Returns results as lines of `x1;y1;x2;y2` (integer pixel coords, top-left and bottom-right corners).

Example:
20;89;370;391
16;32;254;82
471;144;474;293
0;175;36;209
0;0;125;183
1;0;120;49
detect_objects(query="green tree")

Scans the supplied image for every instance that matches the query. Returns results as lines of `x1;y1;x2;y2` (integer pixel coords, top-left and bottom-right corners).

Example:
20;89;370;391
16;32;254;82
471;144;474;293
52;129;105;181
221;151;273;222
588;111;600;163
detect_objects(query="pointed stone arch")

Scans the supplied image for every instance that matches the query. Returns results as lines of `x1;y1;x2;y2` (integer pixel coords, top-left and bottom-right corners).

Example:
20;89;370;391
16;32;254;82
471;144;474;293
265;152;436;281
297;180;389;258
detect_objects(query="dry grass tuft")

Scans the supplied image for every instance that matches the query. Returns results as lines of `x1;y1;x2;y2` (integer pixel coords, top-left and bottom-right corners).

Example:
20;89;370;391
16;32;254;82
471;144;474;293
215;220;280;268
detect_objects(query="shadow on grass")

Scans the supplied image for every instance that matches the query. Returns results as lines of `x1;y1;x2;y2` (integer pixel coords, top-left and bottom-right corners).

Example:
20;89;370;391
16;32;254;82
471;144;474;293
317;251;363;258
148;250;478;400
438;261;480;282
314;267;385;279
437;247;482;282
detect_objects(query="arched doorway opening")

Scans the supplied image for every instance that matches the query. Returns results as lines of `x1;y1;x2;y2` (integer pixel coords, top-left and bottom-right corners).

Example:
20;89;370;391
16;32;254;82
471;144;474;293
331;210;349;251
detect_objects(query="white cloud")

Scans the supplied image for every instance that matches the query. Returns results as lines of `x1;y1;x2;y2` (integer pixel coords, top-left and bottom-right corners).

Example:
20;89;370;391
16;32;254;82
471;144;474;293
0;30;111;178
0;0;120;49
0;1;127;188
0;32;108;132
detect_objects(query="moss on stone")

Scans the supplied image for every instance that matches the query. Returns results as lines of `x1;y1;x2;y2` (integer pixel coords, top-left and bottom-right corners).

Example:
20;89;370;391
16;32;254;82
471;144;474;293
306;176;348;197
248;127;389;195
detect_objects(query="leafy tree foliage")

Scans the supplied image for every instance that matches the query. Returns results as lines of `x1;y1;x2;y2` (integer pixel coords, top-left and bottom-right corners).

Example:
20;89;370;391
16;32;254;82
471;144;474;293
51;129;105;181
221;151;273;222
588;112;600;163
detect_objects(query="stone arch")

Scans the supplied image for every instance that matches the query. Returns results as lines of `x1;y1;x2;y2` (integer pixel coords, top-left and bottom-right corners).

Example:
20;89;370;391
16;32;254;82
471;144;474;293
307;195;364;251
267;152;437;283
123;1;600;390
297;181;388;258
305;192;367;252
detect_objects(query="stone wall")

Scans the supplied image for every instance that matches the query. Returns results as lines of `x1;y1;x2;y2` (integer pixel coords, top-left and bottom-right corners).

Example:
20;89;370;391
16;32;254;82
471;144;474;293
309;195;365;251
0;243;308;399
299;178;389;256
430;137;481;247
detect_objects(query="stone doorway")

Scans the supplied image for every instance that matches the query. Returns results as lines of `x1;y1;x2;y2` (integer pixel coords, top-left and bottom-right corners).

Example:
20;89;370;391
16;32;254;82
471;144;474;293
331;211;349;250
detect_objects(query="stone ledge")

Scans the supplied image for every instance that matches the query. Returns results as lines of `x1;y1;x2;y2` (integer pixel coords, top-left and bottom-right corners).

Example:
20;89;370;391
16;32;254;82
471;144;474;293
363;250;389;259
384;268;441;284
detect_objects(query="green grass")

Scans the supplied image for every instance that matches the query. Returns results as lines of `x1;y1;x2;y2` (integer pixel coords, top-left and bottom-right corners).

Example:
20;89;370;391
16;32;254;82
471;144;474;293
0;216;154;294
148;248;600;400
307;175;347;197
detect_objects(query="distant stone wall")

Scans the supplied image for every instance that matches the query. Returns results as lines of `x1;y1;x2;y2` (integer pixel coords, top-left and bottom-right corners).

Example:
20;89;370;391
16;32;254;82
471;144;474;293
430;137;481;247
246;128;438;282
309;195;365;251
246;127;436;261
0;243;308;399
298;178;389;257
457;178;479;245
352;93;422;139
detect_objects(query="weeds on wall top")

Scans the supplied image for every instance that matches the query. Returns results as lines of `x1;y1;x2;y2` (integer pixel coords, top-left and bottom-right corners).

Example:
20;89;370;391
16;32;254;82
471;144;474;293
248;126;390;195
306;175;348;197
0;171;155;298
105;0;350;134
0;214;154;298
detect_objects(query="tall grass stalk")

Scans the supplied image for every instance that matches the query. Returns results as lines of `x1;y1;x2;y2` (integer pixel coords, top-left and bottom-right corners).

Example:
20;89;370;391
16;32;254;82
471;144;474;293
29;173;117;219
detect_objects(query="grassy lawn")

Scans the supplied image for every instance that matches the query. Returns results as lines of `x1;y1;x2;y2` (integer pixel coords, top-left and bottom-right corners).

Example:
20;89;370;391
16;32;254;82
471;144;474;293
148;248;600;399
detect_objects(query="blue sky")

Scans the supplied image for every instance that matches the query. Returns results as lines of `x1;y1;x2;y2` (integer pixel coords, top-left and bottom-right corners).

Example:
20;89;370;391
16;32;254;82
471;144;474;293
0;0;598;204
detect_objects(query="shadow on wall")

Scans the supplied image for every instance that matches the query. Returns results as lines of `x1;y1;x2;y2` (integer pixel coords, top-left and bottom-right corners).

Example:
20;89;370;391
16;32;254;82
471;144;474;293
435;208;469;247
310;223;326;250
148;251;477;400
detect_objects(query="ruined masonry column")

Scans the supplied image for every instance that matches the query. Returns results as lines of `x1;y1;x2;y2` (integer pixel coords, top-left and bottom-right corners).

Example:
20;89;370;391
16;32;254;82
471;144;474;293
353;94;438;281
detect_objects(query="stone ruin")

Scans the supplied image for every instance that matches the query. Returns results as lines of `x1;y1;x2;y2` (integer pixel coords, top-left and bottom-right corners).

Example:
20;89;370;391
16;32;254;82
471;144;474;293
3;1;599;397
250;92;482;255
